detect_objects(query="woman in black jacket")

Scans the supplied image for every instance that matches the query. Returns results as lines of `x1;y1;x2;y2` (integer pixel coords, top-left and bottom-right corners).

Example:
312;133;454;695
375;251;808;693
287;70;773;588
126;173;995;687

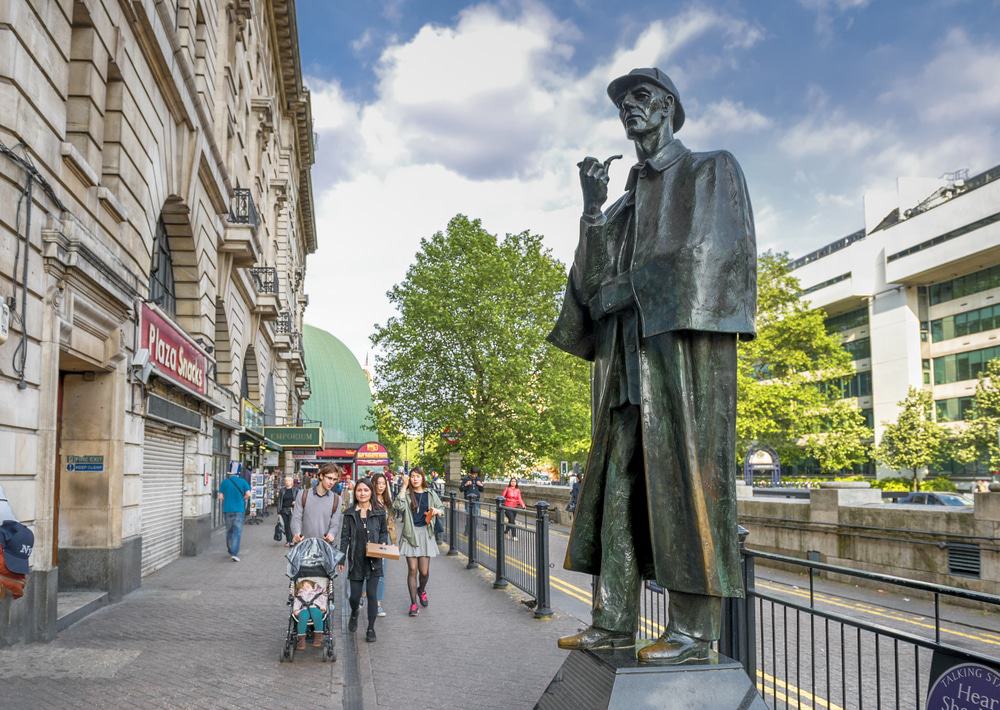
337;478;388;642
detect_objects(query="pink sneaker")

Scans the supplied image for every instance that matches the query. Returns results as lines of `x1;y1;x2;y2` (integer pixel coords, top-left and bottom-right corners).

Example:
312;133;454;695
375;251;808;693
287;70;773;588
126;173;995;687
408;603;419;617
419;591;428;607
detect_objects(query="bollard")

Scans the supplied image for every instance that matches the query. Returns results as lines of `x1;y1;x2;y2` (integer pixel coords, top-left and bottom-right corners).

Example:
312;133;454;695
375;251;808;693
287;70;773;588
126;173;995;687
447;492;458;556
494;496;508;589
533;501;553;618
466;498;479;569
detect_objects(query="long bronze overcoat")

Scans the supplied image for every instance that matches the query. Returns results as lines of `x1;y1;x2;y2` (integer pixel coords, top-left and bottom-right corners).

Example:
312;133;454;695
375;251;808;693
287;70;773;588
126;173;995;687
548;139;756;598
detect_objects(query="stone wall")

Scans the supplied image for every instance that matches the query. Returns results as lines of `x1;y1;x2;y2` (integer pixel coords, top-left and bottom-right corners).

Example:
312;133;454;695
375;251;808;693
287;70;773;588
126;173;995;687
739;488;999;595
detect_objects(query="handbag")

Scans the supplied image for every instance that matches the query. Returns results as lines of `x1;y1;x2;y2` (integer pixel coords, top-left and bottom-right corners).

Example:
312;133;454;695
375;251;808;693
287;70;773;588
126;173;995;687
273;517;284;541
365;542;400;560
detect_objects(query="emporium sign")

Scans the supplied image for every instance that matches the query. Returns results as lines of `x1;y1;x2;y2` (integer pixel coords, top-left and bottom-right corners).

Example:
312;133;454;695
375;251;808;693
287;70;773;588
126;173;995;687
263;426;324;448
140;303;207;395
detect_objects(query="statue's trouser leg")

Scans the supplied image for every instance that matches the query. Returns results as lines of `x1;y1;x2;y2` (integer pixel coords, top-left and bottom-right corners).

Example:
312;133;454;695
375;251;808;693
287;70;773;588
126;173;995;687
667;590;722;641
592;404;642;635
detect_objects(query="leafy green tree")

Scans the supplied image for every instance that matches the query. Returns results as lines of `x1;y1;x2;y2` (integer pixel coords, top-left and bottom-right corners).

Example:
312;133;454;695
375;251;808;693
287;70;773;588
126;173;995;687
371;215;590;475
802;400;873;475
737;252;871;471
366;399;407;467
951;358;1000;473
875;387;949;491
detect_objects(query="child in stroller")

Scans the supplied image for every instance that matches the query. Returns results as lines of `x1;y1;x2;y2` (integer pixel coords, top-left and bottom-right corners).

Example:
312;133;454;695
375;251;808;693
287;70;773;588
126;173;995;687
282;537;343;663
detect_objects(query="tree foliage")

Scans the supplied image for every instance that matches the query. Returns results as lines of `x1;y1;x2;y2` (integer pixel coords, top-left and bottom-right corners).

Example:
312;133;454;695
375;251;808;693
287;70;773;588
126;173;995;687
736;252;872;472
951;358;1000;472
371;215;590;475
875;387;949;491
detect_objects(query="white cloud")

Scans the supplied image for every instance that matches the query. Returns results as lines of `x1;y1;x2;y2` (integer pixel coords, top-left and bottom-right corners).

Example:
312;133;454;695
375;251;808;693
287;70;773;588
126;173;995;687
798;0;870;41
778;110;884;158
882;28;1000;123
303;4;768;362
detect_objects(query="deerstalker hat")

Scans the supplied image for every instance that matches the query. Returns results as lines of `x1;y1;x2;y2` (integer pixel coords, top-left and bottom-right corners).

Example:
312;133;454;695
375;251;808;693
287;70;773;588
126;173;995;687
607;67;685;132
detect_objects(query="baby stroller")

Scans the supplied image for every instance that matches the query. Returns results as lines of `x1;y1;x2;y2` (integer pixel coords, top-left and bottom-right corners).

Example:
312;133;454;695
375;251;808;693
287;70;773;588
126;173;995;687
281;537;344;663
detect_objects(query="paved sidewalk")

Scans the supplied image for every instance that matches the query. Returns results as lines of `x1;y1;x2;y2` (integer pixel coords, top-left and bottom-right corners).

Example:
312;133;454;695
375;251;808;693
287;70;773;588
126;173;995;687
349;547;580;710
1;520;344;709
1;516;585;709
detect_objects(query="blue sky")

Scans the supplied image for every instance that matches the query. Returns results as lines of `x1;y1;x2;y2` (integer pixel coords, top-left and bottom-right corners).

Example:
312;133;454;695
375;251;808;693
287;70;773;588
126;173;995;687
297;0;1000;363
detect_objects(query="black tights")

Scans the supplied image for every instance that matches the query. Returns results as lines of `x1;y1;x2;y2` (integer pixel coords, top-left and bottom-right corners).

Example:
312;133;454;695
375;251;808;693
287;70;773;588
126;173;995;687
406;556;430;604
349;577;379;630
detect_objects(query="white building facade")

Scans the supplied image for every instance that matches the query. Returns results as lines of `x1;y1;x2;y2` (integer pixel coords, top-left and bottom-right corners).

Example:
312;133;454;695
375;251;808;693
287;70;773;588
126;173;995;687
0;0;315;643
790;165;1000;477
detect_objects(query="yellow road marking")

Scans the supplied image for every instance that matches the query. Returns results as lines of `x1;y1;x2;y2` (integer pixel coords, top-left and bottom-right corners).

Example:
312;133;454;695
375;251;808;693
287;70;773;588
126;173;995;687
757;669;844;710
756;580;1000;647
454;535;831;709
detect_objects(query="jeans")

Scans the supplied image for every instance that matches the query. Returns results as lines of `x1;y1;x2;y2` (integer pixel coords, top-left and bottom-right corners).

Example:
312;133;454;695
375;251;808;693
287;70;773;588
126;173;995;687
224;512;244;555
296;606;324;635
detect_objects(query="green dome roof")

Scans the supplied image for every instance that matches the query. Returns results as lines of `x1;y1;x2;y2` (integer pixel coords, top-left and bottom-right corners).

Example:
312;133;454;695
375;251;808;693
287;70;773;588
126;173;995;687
301;324;378;446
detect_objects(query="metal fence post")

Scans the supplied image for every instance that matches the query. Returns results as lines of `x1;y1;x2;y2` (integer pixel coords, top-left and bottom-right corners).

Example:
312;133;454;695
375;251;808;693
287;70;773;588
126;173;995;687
533;501;553;618
740;528;757;682
447;492;458;556
466;497;478;569
721;525;755;678
494;496;508;589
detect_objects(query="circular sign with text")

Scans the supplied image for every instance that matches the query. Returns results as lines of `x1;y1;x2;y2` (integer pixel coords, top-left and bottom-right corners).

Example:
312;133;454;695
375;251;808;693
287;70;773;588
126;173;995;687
926;663;1000;710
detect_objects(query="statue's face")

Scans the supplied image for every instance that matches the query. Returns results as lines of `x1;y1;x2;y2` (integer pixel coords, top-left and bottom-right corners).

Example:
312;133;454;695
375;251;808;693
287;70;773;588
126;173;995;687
617;82;673;140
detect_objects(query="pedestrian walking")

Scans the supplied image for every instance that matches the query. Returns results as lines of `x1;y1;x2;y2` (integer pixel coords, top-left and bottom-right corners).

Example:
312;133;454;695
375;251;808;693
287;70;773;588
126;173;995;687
393;468;444;617
370;472;397;618
291;463;342;544
567;474;580;513
461;466;485;501
501;477;527;539
338;479;388;642
277;476;298;546
430;470;445;496
218;470;251;561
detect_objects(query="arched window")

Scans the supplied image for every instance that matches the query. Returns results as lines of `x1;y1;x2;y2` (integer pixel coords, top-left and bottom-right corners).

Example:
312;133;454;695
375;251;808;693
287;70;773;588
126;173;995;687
264;372;276;425
241;362;250;400
149;218;176;316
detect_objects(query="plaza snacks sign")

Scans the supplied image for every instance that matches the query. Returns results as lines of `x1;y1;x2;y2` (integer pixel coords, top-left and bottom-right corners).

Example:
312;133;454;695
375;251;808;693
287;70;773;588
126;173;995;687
140;303;207;395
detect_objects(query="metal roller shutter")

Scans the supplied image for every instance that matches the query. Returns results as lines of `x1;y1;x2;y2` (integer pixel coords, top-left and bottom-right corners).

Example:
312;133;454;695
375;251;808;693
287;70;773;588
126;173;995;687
141;426;185;576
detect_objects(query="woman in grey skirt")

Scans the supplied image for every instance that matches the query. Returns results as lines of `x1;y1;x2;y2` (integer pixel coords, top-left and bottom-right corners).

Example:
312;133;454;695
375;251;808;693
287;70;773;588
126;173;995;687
392;468;444;617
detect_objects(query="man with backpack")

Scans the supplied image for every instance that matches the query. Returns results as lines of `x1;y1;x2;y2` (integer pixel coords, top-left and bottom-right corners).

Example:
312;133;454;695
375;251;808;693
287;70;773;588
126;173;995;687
218;470;251;561
291;463;342;544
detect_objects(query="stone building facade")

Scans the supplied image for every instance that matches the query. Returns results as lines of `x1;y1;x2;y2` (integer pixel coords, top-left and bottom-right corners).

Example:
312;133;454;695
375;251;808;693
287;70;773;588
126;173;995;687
0;0;316;643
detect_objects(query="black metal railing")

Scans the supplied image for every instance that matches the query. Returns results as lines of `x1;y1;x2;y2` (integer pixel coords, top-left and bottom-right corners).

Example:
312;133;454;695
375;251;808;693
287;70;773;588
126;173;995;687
250;266;279;294
276;311;292;333
713;538;1000;708
229;187;260;227
442;492;552;617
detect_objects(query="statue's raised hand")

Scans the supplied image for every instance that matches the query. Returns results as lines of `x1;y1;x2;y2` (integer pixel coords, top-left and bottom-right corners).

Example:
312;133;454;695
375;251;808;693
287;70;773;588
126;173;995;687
578;155;622;218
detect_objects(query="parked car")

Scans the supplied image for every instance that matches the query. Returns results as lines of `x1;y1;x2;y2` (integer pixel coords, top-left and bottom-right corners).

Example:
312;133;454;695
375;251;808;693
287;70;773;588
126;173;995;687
896;492;973;507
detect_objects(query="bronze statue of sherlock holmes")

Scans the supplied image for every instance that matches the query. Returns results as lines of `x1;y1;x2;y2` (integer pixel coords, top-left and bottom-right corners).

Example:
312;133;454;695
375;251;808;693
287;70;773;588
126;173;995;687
548;68;757;664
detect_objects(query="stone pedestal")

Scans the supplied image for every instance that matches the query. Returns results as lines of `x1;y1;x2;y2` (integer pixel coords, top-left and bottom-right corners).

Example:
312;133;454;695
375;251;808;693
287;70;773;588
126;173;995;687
536;648;767;709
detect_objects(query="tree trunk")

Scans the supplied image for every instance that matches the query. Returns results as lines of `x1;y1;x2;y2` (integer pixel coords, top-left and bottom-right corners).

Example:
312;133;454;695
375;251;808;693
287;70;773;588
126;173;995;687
912;468;920;492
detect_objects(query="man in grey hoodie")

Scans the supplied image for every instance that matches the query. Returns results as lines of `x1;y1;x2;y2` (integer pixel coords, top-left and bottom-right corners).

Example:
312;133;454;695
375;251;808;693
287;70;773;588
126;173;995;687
291;463;342;544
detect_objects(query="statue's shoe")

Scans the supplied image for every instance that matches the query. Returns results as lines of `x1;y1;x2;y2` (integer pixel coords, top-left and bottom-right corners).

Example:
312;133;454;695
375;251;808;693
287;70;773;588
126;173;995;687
637;632;711;664
557;626;635;650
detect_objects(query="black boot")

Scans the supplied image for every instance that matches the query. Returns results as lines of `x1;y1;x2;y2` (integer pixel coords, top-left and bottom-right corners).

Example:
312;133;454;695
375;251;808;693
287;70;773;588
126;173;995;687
366;628;376;643
348;609;358;632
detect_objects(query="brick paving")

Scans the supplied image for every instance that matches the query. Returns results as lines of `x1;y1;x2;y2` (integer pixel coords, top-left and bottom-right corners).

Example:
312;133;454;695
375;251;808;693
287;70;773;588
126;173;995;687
352;548;580;710
1;516;584;709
